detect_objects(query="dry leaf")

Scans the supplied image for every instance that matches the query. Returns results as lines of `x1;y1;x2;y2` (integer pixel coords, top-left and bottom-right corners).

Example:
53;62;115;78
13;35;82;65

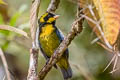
80;0;120;46
80;0;120;73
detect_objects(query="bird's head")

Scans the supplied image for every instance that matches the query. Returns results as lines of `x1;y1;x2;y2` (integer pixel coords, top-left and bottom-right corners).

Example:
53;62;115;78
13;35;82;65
39;12;59;24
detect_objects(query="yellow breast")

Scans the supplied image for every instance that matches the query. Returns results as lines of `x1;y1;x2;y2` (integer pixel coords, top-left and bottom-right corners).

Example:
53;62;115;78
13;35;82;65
40;24;55;37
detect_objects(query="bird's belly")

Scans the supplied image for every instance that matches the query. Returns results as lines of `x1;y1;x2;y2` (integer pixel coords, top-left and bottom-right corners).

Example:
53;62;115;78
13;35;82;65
40;32;60;57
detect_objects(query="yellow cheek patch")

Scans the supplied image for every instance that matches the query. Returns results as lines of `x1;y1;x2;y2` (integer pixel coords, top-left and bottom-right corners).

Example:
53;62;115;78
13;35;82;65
47;18;55;23
40;13;48;22
40;24;55;37
40;18;45;22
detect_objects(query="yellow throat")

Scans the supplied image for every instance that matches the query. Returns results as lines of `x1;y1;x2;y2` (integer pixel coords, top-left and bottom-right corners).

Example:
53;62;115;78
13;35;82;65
40;24;55;37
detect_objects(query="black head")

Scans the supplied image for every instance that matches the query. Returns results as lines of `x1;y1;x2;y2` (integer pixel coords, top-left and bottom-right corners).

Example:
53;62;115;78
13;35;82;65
38;12;59;24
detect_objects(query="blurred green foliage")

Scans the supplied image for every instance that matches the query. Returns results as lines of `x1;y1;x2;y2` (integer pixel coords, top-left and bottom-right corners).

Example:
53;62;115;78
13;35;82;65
0;0;120;80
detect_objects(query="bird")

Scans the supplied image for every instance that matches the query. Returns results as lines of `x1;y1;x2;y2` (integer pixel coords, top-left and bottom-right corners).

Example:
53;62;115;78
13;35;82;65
36;12;72;79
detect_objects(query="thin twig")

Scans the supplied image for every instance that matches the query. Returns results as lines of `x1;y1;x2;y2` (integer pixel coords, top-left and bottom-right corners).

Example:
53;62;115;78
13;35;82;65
0;25;28;38
97;42;113;53
87;5;113;49
0;48;12;80
38;16;83;80
27;0;40;80
71;63;95;80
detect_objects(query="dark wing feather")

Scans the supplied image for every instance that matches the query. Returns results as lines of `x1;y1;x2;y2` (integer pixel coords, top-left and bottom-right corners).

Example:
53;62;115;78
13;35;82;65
55;26;69;58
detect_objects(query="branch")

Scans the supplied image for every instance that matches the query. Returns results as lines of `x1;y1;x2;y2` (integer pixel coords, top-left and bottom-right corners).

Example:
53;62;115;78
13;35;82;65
0;48;12;80
0;25;28;38
76;4;83;33
38;16;83;79
47;0;60;12
27;48;39;80
30;0;40;43
27;0;40;80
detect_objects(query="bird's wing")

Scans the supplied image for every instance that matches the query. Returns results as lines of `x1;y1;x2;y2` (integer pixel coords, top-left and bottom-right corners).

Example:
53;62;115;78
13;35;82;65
56;28;64;42
55;27;69;58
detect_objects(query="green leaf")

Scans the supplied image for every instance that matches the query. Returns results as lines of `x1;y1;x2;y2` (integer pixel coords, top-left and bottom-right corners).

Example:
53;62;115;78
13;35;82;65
1;41;9;51
0;14;4;24
9;4;27;26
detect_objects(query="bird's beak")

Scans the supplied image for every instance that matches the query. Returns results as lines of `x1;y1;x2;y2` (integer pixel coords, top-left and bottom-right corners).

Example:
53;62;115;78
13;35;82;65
54;15;60;19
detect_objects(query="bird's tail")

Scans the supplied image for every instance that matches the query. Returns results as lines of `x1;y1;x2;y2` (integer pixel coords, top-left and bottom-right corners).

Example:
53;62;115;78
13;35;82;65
60;65;72;80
